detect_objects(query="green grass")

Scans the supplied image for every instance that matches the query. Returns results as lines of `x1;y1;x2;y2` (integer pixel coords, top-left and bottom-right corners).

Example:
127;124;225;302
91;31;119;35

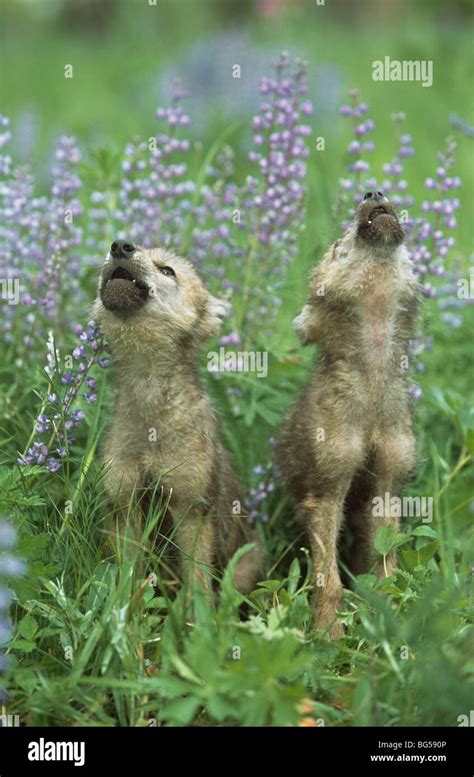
1;0;473;727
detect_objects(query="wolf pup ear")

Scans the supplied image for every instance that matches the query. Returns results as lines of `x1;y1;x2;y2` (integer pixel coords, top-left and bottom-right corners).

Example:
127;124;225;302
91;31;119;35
199;294;231;339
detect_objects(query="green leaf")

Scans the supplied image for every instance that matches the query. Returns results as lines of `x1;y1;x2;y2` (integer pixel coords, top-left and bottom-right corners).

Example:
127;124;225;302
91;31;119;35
169;655;203;686
401;541;440;571
192;584;215;634
16;670;38;694
355;573;378;590
155;676;191;697
279;588;292;607
256;579;282;592
267;604;288;631
160;696;201;725
17;615;39;641
287;558;301;596
219;543;255;617
16;533;49;559
10;639;37;653
412;526;439;539
374;526;410;556
207;695;236;721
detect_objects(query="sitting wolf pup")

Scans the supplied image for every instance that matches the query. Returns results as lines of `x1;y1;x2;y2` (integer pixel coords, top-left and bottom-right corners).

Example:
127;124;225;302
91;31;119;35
275;192;420;639
93;240;263;595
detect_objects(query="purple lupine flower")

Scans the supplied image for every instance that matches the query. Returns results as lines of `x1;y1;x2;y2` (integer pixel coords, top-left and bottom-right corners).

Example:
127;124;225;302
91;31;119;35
0;125;84;354
220;331;242;347
237;54;312;338
115;82;194;251
187;144;243;274
18;321;107;471
405;136;463;336
245;452;278;525
333;90;378;231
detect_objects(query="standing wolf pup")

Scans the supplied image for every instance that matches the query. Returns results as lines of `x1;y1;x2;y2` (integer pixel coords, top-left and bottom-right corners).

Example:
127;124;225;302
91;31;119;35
93;240;263;596
275;192;420;639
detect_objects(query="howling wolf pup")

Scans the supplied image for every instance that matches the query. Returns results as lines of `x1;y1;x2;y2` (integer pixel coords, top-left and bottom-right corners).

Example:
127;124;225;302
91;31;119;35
275;192;420;639
93;240;263;596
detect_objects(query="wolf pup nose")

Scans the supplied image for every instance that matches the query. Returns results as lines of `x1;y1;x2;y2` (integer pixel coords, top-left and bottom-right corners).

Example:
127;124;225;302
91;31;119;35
93;245;264;597
275;199;420;640
110;239;136;259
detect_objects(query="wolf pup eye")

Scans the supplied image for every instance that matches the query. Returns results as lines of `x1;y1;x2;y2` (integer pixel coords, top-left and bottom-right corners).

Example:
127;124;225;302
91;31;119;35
159;266;176;277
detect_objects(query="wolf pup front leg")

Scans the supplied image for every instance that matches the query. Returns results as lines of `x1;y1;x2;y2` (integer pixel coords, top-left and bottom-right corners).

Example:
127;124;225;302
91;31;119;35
93;240;264;596
276;193;420;639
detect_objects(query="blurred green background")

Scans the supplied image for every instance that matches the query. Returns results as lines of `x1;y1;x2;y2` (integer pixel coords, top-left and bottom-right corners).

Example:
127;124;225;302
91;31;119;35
2;0;473;181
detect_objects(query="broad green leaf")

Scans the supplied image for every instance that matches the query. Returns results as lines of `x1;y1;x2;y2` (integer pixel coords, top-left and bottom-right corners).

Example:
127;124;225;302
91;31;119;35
402;541;440;571
160;696;200;725
412;526;439;539
355;573;378;590
374;525;409;556
10;639;37;653
17;615;39;641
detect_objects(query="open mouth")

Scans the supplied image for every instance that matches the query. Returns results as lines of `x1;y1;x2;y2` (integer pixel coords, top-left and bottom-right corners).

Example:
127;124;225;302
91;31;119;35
107;265;149;293
100;263;150;316
111;266;134;282
356;199;404;246
367;205;389;224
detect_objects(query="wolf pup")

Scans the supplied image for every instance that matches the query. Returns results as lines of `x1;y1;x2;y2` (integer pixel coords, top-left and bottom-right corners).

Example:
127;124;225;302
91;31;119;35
275;193;420;639
93;240;263;595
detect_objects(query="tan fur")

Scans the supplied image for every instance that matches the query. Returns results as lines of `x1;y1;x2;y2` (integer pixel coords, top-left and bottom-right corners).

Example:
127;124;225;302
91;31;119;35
275;198;420;639
93;246;264;596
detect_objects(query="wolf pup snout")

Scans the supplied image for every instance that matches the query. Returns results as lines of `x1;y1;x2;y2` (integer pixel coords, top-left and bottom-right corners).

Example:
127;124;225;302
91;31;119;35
356;191;404;246
93;245;264;598
99;240;151;317
275;196;420;640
